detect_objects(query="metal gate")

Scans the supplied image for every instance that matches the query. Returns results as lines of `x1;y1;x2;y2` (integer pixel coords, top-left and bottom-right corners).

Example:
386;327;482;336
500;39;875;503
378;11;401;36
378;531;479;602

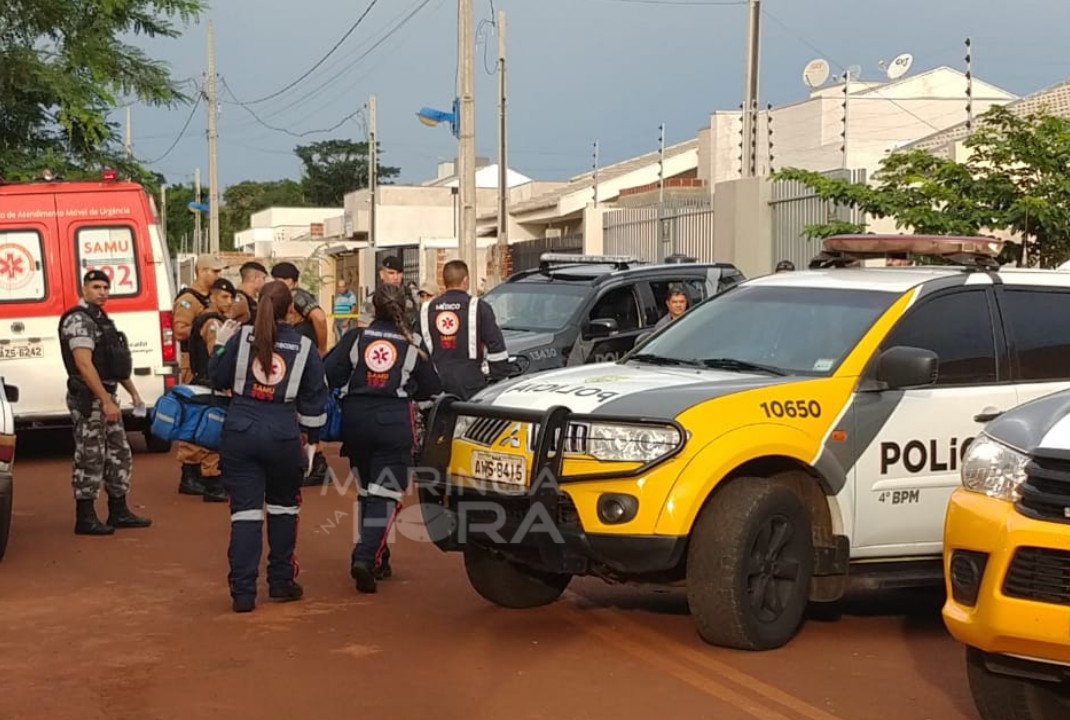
375;245;420;286
603;205;716;262
771;169;867;270
510;234;583;273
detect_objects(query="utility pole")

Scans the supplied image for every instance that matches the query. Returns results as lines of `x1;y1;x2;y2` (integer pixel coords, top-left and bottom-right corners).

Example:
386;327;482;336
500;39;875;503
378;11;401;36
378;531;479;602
492;9;508;286
740;0;761;177
362;95;378;303
457;0;478;279
592;141;600;206
206;20;220;254
657;123;668;262
124;106;133;159
194;168;202;255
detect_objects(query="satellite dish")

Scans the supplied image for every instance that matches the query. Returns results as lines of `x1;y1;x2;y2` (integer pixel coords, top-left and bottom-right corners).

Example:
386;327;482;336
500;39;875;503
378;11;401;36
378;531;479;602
846;64;862;81
885;53;913;80
803;58;830;88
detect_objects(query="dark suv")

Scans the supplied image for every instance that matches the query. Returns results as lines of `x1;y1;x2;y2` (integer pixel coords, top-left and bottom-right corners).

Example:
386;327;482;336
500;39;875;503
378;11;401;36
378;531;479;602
482;253;744;375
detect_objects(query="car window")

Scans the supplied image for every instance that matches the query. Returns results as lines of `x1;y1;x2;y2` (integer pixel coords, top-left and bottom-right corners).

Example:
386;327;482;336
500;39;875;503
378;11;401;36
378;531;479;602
76;226;141;297
718;270;745;292
882;290;997;386
648;279;704;325
590;285;641;332
481;283;589;332
1000;289;1070;382
0;230;47;303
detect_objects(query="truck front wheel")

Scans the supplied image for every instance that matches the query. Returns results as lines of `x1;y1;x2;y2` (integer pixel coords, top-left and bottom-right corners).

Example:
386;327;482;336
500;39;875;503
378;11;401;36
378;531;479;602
686;477;814;650
967;647;1070;720
463;544;571;609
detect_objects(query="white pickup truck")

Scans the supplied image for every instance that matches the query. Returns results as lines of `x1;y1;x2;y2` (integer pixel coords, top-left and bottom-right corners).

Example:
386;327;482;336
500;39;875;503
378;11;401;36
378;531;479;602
0;376;17;561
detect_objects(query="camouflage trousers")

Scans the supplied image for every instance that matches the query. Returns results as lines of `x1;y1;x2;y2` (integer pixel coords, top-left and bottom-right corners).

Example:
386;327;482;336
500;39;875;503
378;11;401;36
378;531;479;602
67;392;132;501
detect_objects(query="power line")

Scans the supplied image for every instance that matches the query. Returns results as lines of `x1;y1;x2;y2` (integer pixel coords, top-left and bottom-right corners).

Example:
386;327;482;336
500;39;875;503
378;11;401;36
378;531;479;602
221;77;367;138
237;0;383;105
586;0;744;5
141;94;203;164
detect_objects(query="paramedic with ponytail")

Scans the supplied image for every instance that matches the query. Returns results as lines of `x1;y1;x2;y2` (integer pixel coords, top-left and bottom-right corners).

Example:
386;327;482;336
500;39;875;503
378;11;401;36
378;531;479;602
325;283;442;594
208;281;329;613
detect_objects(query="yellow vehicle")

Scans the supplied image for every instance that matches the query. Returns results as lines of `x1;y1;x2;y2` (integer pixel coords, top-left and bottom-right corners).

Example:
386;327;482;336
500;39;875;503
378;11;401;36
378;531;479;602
943;392;1070;719
419;234;1070;650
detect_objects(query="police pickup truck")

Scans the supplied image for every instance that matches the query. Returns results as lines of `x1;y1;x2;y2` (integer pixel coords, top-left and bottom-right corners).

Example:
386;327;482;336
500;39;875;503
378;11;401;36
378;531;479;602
419;234;1070;651
480;253;744;375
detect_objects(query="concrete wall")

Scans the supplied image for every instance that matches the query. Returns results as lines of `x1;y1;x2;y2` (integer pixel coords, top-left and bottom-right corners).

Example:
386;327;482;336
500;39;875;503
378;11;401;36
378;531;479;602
713;177;773;279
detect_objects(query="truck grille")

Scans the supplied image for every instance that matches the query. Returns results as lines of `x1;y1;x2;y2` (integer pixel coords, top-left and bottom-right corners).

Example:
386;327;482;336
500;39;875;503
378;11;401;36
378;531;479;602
461;417;512;446
1016;456;1070;525
1003;547;1070;606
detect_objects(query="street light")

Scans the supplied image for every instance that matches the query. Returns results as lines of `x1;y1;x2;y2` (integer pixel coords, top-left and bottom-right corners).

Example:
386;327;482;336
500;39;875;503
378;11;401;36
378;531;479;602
416;100;459;138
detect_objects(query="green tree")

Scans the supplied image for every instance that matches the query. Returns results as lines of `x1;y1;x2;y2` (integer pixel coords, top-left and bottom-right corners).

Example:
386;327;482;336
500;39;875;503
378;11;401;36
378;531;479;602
294;139;400;206
0;0;204;180
219;179;310;250
773;105;1070;267
161;183;196;253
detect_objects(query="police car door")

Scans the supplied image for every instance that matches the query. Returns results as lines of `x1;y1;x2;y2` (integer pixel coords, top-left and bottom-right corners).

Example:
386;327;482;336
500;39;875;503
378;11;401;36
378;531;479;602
582;284;645;364
994;281;1070;407
851;286;1016;555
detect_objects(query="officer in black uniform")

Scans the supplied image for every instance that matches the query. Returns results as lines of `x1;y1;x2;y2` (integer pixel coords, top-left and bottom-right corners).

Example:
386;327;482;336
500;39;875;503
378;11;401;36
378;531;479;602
208;280;329;613
419;259;510;400
270;262;328;355
325;283;442;594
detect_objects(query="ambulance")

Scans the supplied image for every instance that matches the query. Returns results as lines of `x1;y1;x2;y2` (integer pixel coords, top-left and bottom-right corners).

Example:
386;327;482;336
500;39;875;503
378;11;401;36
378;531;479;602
0;170;178;450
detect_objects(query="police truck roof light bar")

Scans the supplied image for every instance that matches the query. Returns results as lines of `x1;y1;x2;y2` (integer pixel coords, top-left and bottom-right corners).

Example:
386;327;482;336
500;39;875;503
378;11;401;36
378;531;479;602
815;234;1004;270
538;253;642;273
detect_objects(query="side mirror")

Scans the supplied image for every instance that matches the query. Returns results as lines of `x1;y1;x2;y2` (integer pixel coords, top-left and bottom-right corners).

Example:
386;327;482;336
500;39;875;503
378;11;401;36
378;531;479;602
876;346;938;390
3;384;18;403
585;318;618;339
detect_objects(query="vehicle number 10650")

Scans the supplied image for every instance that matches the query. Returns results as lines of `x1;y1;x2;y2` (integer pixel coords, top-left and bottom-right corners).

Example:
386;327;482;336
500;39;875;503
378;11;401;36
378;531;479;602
760;400;822;419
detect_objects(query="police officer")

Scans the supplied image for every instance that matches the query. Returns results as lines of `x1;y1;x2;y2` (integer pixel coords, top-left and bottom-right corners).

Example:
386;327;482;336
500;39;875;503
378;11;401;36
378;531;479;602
270;262;328;355
231;261;268;325
325;283;442;593
60;270;151;535
208;280;329;613
420;259;510;400
356;255;416;329
174;253;226;497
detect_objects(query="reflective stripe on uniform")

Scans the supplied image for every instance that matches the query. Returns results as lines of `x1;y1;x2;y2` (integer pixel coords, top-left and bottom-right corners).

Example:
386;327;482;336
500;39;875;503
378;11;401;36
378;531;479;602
231;509;264;522
420;300;433;355
396;344;418;398
232;326;255;395
367;483;404;501
468;297;479;361
285;336;312;402
298;412;327;427
486;350;509;362
266;504;300;516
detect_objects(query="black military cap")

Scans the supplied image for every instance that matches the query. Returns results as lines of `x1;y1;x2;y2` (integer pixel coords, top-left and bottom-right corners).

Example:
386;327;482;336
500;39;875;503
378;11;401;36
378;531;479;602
381;256;404;272
271;262;300;280
83;269;110;286
211;278;236;295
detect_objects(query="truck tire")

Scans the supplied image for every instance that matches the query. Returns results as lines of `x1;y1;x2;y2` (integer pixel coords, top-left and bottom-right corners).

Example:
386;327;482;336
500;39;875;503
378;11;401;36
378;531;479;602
143;429;172;454
967;647;1070;720
0;474;12;563
463;544;571;609
686;477;814;650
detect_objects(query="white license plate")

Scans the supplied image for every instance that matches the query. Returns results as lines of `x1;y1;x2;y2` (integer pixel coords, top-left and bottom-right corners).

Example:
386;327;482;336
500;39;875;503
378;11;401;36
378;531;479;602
0;343;43;360
470;450;527;486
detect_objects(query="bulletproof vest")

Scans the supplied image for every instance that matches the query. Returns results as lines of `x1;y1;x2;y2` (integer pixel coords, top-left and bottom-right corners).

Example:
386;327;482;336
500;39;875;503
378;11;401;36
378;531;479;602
188;311;224;384
229;325;316;406
342;322;421;399
59;305;133;386
236;289;257;324
421;289;479;365
292;287;317;342
175;287;211;352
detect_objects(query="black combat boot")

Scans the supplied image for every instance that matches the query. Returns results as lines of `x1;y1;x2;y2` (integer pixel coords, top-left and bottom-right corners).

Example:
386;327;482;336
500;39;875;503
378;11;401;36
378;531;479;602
74;499;114;536
178;463;206;495
350;561;377;594
106;495;152;528
268;581;304;602
200;476;228;503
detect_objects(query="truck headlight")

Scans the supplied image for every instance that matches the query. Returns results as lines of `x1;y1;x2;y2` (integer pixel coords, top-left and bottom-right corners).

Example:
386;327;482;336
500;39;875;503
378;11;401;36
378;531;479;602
587;423;682;462
960;435;1028;502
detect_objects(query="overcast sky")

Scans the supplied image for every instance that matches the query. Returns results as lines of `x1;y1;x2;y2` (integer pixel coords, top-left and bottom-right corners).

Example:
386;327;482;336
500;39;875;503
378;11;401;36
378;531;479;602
125;0;1070;191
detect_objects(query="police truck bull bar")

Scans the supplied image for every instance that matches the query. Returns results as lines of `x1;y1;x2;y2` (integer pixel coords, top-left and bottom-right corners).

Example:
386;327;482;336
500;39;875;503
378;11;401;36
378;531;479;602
415;395;687;576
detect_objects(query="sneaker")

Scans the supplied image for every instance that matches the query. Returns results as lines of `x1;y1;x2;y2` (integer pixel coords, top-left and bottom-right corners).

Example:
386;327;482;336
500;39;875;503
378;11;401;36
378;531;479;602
268;581;304;602
350;561;377;594
232;596;255;613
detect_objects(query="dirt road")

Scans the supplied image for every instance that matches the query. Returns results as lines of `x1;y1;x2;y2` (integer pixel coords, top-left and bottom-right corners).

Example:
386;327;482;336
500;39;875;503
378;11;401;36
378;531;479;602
0;431;979;720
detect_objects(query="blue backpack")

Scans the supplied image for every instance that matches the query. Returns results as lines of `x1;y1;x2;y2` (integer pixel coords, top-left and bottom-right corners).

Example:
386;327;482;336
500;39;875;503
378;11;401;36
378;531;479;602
150;385;229;450
321;387;343;443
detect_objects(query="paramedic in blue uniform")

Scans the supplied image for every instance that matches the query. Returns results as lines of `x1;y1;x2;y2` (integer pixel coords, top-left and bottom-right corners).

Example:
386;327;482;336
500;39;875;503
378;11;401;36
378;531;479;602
208;280;329;613
325;283;442;594
419;259;510;401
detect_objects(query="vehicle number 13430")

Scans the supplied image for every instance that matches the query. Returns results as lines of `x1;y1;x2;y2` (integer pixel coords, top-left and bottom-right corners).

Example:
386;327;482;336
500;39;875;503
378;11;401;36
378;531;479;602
760;400;822;419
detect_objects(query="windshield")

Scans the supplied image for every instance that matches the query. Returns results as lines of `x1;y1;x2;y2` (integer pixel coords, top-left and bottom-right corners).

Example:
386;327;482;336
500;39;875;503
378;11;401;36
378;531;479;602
482;283;589;332
634;285;900;376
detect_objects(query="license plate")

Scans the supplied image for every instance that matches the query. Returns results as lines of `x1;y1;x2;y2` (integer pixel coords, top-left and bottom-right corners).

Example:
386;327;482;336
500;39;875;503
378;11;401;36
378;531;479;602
470;450;527;486
0;343;42;360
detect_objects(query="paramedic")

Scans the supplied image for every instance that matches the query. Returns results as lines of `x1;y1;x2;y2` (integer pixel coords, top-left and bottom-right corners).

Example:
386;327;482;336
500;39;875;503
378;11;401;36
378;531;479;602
420;259;510;400
174;253;226;497
325;283;442;593
60;270;152;535
208;281;329;613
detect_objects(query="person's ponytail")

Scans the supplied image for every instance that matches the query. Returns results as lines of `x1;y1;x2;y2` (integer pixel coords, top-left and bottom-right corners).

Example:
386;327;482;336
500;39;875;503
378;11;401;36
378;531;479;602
252;281;291;373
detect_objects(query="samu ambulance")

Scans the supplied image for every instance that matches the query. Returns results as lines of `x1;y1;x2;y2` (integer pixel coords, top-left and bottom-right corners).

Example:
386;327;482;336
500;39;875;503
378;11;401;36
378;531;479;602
419;234;1070;651
0;170;177;450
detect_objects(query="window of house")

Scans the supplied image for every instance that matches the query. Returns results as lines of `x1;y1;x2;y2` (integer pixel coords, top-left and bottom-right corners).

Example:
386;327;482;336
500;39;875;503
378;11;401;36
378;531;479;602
1000;289;1070;382
882;290;998;385
0;230;47;303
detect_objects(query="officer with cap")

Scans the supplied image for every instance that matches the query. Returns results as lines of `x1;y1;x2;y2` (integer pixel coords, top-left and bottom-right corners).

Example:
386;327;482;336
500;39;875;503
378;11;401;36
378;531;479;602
356;255;416;329
325;283;442;593
775;260;795;273
420;259;510;400
231;261;268;325
270;262;328;355
60;270;151;535
174;253;227;497
208;280;329;613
